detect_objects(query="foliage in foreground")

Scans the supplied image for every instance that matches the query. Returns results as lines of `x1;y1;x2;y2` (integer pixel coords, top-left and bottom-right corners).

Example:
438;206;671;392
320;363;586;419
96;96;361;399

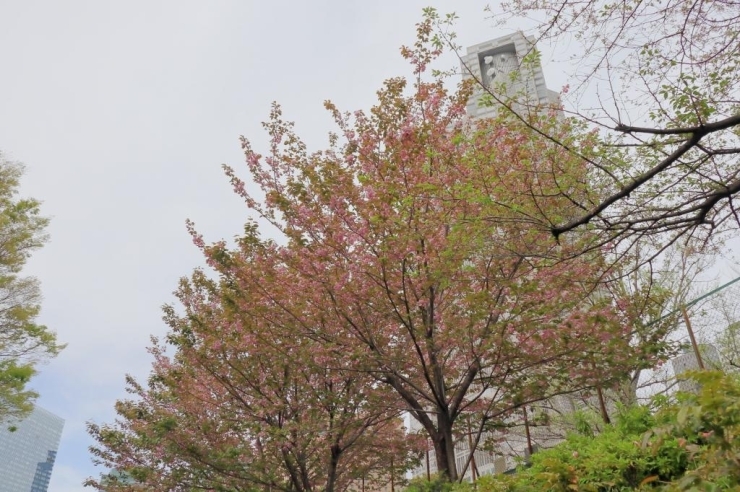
406;371;740;491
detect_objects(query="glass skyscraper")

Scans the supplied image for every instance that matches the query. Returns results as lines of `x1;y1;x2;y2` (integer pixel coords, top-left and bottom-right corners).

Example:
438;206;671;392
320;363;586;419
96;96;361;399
0;405;64;492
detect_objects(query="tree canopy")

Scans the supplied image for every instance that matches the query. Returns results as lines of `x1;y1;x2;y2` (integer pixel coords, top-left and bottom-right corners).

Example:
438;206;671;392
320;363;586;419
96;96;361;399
0;152;64;423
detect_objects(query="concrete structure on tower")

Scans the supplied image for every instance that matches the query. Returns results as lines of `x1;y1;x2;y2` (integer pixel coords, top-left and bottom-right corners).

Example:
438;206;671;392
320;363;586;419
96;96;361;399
0;405;64;492
460;32;560;120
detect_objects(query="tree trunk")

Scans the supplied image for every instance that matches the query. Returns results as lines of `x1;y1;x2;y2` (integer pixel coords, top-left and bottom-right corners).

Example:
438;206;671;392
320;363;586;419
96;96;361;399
325;445;341;492
434;412;458;481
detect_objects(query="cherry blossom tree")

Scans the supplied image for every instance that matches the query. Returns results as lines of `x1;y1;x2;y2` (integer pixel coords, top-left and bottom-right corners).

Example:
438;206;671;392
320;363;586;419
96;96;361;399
213;19;661;480
86;263;414;492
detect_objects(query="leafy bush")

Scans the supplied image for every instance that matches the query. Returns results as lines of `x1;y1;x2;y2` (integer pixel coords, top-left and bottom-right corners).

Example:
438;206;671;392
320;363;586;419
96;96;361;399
473;371;740;491
406;372;740;491
405;475;472;492
478;405;686;491
651;371;740;490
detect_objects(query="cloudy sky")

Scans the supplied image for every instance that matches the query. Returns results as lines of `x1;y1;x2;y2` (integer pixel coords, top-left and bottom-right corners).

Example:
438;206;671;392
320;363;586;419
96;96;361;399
0;2;736;491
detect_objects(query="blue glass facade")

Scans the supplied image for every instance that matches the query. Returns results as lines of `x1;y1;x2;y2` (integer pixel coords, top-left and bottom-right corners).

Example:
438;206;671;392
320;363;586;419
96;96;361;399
0;406;64;492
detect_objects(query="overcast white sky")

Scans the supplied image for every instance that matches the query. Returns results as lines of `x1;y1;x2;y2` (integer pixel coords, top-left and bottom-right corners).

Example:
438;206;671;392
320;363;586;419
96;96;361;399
0;2;736;491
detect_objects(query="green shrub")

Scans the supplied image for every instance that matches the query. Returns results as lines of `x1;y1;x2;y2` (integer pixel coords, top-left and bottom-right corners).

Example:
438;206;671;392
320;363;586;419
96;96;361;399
476;372;740;491
405;475;473;492
410;373;740;491
481;405;686;491
652;371;740;490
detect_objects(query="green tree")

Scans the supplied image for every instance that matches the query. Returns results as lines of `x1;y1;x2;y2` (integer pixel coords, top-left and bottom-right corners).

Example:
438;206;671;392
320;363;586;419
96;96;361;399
605;245;712;408
705;280;740;370
0;152;64;422
715;320;740;370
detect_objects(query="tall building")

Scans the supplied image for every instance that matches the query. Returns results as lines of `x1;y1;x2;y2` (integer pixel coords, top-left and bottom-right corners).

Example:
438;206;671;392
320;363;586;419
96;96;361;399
0;405;64;492
460;32;560;120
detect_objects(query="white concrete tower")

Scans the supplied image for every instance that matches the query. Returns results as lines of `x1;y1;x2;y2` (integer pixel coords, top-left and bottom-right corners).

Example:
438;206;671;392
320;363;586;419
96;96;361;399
460;32;560;120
